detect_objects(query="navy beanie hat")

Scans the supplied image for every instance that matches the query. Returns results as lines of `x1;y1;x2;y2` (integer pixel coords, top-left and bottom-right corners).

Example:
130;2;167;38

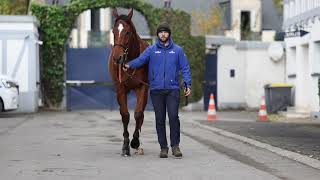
156;22;171;36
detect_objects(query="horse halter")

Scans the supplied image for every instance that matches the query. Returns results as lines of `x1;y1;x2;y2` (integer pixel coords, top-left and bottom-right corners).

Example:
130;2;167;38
112;22;149;86
113;43;129;65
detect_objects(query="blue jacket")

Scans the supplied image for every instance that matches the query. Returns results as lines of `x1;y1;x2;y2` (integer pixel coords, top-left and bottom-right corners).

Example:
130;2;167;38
128;38;191;90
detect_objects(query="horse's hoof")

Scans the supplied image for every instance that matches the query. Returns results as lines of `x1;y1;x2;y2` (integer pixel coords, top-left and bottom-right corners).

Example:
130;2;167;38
130;138;140;149
121;149;130;157
121;152;130;157
135;148;144;155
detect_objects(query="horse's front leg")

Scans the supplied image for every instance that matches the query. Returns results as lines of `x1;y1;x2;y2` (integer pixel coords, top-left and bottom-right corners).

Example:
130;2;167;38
117;89;130;156
131;85;148;151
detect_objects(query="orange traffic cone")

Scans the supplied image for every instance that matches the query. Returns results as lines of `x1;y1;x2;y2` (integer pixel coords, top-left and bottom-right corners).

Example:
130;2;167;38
258;96;268;121
207;93;217;121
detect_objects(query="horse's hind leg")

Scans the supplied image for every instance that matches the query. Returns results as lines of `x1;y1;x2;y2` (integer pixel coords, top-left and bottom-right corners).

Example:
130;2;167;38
117;91;130;156
131;85;148;150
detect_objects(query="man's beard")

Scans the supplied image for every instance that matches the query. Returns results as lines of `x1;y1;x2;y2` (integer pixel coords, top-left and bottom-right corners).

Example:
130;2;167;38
159;36;169;43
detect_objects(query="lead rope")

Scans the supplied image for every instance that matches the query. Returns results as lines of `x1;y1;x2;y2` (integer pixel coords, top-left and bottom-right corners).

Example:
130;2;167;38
118;49;128;84
124;70;149;87
115;45;149;87
118;64;122;83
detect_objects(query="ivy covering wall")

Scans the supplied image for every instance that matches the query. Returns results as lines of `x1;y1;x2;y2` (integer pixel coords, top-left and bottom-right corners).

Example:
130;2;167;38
31;0;205;108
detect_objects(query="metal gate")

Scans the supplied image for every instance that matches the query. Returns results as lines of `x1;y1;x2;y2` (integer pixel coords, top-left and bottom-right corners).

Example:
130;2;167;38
203;51;218;110
66;47;153;110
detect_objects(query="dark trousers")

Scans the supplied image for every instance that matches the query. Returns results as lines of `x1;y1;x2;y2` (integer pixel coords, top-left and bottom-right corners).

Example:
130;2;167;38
150;89;180;149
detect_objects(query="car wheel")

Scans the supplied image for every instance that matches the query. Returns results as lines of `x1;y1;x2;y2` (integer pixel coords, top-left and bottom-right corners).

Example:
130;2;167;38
0;99;4;112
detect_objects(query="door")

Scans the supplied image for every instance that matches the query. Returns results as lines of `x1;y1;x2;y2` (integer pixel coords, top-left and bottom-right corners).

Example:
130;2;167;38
203;50;218;110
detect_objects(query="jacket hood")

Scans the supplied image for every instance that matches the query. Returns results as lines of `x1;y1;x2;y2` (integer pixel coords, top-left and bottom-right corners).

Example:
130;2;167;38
156;37;174;50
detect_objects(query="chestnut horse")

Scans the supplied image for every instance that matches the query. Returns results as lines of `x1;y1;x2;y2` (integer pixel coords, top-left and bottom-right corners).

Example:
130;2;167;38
108;8;149;156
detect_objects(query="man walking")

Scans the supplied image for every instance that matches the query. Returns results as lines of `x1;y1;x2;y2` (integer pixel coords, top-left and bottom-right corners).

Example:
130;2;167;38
123;22;191;158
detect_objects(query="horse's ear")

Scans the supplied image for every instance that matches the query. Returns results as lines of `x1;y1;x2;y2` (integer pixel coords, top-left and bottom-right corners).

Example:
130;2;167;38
127;8;133;20
112;8;119;18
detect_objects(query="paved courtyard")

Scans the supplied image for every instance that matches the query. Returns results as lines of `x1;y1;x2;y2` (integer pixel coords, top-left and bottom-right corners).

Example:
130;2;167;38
0;110;320;180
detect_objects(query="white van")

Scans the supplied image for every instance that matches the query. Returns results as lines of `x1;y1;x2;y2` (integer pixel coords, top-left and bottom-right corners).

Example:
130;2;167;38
0;75;19;112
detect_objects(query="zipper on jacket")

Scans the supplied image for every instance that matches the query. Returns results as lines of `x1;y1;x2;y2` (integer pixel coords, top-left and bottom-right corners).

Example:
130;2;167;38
152;70;154;80
164;50;167;88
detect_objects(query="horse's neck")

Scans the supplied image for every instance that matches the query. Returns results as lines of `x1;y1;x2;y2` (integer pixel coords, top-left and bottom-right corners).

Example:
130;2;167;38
128;34;141;59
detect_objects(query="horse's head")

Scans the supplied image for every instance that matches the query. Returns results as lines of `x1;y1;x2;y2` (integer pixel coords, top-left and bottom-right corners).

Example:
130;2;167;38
111;8;135;65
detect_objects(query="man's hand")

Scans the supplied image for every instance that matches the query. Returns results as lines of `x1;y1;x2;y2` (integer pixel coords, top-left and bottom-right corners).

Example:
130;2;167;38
184;87;191;97
122;64;130;71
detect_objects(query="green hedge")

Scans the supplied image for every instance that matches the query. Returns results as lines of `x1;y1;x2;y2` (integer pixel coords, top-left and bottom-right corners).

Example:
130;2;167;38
31;0;205;108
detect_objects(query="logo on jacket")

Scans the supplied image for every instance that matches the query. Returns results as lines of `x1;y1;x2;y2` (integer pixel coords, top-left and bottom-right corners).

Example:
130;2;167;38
155;51;161;54
169;50;175;54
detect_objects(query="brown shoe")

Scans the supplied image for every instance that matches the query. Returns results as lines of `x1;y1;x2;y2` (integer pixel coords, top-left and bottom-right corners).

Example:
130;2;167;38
172;146;182;158
159;148;169;158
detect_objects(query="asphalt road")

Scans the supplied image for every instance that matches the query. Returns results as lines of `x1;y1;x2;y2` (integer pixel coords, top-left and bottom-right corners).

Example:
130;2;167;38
0;110;319;180
200;120;320;160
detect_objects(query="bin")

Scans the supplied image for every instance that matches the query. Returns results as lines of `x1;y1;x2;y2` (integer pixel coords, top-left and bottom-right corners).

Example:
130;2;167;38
264;83;293;114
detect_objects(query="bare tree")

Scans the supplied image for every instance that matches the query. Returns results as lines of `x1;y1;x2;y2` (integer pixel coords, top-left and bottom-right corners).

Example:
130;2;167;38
192;3;224;35
0;0;29;15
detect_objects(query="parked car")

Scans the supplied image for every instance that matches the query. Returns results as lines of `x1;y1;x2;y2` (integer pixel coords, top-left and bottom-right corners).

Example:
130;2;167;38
0;75;19;112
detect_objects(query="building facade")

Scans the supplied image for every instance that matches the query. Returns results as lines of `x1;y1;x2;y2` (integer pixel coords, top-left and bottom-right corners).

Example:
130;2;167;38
205;36;285;110
0;16;41;112
224;0;262;40
69;8;113;48
283;0;320;114
222;0;282;42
